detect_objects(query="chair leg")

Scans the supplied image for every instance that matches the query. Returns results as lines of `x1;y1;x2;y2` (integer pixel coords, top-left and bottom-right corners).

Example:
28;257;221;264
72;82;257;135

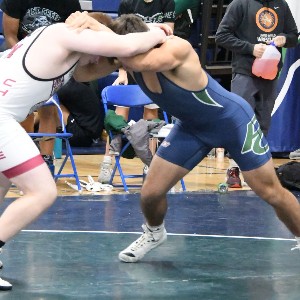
54;139;82;192
180;178;186;191
55;154;68;177
65;140;82;192
114;156;129;192
110;163;118;185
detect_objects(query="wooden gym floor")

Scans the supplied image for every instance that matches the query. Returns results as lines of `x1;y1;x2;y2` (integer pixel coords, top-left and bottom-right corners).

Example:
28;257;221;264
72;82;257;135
6;155;290;197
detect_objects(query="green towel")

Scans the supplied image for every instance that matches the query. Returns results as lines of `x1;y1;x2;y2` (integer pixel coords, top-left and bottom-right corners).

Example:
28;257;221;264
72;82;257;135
104;110;128;133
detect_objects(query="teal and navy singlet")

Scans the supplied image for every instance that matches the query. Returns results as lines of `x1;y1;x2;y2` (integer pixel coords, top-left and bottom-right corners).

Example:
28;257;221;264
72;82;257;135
133;72;271;171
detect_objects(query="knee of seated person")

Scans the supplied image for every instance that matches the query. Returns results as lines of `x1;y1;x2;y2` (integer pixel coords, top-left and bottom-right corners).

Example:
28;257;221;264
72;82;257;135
38;105;57;119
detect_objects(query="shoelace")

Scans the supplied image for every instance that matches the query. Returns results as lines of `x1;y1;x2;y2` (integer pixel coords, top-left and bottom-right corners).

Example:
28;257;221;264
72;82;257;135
129;225;155;251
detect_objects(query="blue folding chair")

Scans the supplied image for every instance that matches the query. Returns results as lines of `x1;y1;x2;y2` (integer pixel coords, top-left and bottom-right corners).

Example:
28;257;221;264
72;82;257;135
101;84;186;192
28;94;82;192
91;0;119;18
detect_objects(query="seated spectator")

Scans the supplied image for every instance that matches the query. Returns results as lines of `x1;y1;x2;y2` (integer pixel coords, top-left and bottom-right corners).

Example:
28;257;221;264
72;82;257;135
57;78;105;148
98;0;175;184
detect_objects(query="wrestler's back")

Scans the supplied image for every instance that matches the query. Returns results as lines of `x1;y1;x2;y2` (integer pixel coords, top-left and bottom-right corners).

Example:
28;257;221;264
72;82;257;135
0;26;75;123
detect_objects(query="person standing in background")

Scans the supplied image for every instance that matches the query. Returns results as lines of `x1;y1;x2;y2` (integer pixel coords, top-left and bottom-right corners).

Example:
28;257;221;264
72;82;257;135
215;0;298;188
98;0;175;184
0;0;82;174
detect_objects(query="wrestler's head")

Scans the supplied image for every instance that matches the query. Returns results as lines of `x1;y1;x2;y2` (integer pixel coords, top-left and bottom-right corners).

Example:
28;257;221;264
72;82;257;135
88;12;113;27
110;14;149;35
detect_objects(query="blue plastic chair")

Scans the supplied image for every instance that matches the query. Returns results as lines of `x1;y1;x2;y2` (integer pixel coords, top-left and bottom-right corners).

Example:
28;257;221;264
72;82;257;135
101;84;186;192
29;94;82;192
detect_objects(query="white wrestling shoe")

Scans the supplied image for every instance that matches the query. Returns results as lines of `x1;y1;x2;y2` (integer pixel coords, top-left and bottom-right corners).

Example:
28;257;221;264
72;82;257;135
0;248;12;291
291;237;300;251
0;278;12;291
119;224;167;263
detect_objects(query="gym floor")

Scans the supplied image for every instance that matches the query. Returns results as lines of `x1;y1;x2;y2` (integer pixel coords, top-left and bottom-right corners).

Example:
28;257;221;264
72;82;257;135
1;186;300;299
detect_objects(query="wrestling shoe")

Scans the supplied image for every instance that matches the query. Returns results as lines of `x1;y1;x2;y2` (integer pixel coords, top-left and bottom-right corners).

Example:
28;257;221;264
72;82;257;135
291;237;300;251
0;278;12;291
289;149;300;160
119;224;167;263
226;167;242;188
0;249;11;291
98;162;112;184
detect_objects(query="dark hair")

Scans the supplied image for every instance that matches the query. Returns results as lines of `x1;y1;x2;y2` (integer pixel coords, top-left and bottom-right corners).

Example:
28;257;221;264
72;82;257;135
110;14;149;35
88;12;113;27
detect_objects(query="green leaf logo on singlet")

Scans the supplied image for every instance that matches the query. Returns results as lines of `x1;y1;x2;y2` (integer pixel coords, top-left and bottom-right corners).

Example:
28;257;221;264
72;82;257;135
242;115;269;155
192;90;223;107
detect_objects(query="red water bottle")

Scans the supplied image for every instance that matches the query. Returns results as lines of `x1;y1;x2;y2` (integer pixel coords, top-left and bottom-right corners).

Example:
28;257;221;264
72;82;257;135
252;42;281;80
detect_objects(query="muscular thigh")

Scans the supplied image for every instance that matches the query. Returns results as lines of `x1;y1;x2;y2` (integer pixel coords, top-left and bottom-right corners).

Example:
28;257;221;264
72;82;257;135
144;155;189;194
0;119;42;176
223;112;271;171
156;122;211;170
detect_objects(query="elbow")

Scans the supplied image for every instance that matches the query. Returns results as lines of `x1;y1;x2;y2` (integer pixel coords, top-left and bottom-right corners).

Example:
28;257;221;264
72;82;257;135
121;47;138;57
286;37;299;48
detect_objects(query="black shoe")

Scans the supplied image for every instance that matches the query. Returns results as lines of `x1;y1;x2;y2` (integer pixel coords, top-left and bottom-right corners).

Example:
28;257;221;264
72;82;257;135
42;155;55;177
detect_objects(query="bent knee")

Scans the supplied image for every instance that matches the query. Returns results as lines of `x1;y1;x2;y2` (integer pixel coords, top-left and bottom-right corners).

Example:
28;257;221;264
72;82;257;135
35;184;57;207
141;187;163;204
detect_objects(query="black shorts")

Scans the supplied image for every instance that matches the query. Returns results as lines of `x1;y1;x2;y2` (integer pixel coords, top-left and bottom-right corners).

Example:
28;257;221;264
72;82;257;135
57;78;104;147
66;115;94;147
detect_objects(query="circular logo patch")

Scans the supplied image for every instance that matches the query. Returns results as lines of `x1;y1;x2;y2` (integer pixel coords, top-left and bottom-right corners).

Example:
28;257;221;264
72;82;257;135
256;7;278;32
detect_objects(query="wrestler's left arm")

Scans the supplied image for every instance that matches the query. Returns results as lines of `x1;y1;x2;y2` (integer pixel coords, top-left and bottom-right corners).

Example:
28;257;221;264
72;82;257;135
118;37;189;72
